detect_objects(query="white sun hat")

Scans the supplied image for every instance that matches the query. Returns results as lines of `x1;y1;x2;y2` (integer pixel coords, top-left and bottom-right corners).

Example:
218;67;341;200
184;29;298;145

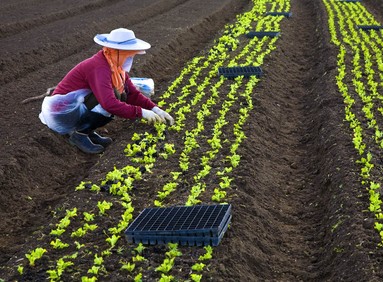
94;28;151;51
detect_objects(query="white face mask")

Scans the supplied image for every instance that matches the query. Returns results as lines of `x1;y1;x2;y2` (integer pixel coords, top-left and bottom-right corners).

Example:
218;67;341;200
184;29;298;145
122;57;134;72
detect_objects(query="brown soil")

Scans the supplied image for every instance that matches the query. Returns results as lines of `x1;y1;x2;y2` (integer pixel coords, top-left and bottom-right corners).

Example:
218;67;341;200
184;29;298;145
1;0;383;281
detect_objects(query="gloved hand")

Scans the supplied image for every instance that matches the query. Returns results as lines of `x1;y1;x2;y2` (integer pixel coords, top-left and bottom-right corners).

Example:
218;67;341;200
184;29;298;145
152;106;174;125
142;109;162;124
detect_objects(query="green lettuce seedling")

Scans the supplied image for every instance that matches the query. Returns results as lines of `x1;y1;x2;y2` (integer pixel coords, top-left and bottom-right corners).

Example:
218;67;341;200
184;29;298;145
134;273;143;282
25;247;46;266
190;273;202;282
191;262;205;272
155;257;175;274
159;274;174;282
50;238;69;249
120;262;135;272
97;200;113;215
105;234;120;249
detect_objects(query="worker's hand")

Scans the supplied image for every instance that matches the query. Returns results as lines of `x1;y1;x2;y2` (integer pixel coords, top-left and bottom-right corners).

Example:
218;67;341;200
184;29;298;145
152;106;174;125
142;109;162;124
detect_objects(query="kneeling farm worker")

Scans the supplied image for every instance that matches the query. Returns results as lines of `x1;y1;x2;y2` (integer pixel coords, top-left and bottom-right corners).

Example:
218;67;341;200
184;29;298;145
39;28;174;154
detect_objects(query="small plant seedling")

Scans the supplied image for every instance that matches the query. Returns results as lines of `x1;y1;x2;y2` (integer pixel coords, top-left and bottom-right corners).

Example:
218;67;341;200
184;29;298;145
120;262;135;272
159;274;174;282
25;247;47;266
190;273;203;282
155;257;175;274
106;234;120;249
17;265;24;275
191;262;205;272
50;238;69;249
134;273;143;282
134;243;146;254
97;200;113;215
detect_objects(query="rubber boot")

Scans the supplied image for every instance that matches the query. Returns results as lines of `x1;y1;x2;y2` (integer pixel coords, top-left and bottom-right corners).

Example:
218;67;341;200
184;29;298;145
69;131;104;154
89;132;113;147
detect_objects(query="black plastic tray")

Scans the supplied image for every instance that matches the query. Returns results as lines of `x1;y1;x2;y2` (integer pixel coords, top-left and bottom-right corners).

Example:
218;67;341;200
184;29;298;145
126;215;232;246
246;31;280;38
357;25;383;31
218;66;263;79
125;204;232;246
265;11;292;18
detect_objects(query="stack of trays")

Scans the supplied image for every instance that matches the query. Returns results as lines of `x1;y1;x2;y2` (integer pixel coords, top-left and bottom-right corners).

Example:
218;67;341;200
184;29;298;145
125;204;232;246
357;25;383;31
265;11;292;18
218;66;263;79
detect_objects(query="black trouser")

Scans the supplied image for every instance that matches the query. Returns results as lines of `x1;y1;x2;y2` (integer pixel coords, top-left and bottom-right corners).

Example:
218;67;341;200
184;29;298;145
76;110;114;134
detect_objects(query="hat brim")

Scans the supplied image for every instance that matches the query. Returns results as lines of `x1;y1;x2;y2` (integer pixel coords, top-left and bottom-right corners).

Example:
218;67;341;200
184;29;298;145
94;34;151;51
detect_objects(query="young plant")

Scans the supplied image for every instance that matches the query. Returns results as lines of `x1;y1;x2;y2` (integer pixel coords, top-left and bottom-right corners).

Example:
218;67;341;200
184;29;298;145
191;262;205;272
75;241;85;249
132;254;146;262
50;238;69;249
81;276;97;282
87;266;100;275
17;265;24;275
155;257;175;274
165;243;182;258
134;243;146;254
120;261;135;272
83;212;95;222
25;247;47;266
211;188;226;202
50;228;66;236
97;200;113;215
190;273;202;282
71;227;87;238
198;245;213;261
105;234;120;249
134;273;143;282
159;274;174;282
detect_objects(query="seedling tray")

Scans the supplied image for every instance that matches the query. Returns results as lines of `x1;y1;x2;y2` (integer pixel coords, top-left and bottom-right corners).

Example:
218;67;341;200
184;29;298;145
265;11;292;18
218;66;263;79
357;25;383;31
246;31;280;38
125;204;232;246
127;215;231;246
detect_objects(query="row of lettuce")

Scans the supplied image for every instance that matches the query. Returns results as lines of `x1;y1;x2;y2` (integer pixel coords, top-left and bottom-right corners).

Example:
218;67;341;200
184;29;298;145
322;0;383;244
12;0;291;281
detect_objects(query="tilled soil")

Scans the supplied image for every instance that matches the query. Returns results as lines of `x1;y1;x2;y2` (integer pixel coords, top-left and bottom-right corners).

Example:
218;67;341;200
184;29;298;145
1;0;383;281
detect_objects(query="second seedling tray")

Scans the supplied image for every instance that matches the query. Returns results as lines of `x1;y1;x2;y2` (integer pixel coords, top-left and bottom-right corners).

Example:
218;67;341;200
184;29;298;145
218;66;263;79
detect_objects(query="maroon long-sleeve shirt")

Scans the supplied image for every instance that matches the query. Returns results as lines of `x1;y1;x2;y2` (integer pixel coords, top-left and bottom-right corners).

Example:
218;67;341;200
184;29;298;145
53;50;156;119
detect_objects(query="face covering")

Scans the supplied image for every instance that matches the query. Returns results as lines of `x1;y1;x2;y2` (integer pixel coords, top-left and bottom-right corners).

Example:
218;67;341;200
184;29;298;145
102;48;144;93
122;57;134;72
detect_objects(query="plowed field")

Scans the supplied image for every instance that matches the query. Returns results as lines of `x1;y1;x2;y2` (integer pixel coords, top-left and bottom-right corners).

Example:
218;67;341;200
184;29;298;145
2;0;383;281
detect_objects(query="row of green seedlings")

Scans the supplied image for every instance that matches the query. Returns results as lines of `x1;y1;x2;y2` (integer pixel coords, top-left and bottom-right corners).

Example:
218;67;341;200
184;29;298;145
18;166;145;281
76;167;148;281
153;4;284;208
323;0;383;245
